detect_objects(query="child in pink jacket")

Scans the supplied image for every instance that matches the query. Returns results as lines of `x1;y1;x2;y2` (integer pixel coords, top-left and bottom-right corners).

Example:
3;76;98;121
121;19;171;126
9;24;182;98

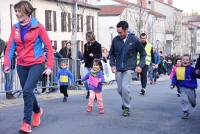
170;57;181;96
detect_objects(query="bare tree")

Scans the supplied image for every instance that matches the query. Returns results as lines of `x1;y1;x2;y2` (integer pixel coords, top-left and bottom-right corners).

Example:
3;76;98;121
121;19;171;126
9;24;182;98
166;12;182;53
133;0;149;36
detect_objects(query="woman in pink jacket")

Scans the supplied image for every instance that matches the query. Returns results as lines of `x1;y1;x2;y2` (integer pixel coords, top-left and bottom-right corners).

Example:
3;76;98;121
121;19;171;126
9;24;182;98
4;1;53;133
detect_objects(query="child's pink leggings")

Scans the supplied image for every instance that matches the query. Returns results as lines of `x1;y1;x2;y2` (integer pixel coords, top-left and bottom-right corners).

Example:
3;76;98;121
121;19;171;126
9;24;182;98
88;90;104;109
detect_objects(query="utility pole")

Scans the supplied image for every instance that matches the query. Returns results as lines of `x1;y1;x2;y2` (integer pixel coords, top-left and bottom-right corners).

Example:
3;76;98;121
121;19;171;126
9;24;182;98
71;0;78;80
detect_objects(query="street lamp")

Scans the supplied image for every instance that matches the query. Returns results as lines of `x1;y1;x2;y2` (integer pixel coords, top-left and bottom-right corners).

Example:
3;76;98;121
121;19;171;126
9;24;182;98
109;26;115;45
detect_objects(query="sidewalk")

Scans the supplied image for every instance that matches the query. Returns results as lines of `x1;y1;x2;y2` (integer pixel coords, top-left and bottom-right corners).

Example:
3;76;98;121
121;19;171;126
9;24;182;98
0;75;170;109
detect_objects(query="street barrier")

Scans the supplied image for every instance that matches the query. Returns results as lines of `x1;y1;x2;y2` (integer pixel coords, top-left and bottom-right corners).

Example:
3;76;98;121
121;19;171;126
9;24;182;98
0;57;115;99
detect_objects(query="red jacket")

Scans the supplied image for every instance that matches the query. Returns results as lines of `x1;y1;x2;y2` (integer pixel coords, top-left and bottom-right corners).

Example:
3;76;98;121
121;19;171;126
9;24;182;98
4;18;54;68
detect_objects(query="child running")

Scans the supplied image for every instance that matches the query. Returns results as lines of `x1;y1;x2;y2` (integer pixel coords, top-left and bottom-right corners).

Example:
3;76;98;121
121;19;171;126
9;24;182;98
56;60;74;102
170;57;181;97
80;59;105;114
171;54;197;119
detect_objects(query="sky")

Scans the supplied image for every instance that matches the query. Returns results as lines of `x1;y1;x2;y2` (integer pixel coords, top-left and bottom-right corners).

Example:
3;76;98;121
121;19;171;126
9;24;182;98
173;0;200;13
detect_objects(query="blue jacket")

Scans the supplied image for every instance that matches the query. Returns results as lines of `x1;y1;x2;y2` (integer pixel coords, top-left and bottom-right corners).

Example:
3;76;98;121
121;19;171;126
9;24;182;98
152;52;160;64
56;69;74;86
81;70;105;92
109;33;146;71
172;66;197;89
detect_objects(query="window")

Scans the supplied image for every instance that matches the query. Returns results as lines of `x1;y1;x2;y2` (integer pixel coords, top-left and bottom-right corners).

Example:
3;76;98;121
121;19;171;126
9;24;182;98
45;10;52;31
32;8;36;18
77;14;83;32
61;12;67;32
53;11;57;32
68;13;71;32
86;15;94;32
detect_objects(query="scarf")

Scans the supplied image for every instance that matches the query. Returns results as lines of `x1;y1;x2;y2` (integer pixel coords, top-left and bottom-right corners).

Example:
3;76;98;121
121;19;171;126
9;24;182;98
91;69;100;77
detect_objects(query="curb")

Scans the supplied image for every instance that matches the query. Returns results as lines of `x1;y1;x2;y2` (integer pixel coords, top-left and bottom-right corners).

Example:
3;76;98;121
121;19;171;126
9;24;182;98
0;76;170;109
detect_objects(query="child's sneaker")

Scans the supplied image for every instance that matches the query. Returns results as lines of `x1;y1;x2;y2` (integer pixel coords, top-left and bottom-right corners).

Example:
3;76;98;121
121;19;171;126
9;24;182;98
177;93;181;97
86;106;92;112
182;111;189;119
63;96;67;102
140;88;145;95
19;122;32;133
32;108;43;127
99;108;104;114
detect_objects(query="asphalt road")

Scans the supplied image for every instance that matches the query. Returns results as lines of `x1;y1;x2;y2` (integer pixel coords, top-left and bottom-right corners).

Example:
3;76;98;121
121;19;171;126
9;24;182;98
0;81;200;134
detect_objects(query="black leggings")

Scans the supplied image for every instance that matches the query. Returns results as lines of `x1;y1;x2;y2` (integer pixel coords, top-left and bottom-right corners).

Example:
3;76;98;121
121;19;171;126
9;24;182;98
60;85;69;97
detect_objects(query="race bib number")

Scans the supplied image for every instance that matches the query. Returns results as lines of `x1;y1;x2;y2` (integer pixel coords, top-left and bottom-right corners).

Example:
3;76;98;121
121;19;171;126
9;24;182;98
176;67;185;80
60;76;68;82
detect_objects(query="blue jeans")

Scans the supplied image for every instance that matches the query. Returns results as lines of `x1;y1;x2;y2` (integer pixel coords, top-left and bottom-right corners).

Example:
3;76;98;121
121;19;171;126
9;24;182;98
150;68;158;82
4;69;15;92
17;63;44;124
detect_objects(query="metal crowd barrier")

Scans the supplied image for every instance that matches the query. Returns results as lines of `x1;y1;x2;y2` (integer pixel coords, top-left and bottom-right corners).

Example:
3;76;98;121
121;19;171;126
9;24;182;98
0;57;83;97
0;57;116;98
0;56;21;95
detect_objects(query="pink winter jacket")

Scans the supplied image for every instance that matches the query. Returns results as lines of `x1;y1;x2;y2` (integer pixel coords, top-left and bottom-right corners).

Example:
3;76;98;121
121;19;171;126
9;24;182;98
170;65;177;79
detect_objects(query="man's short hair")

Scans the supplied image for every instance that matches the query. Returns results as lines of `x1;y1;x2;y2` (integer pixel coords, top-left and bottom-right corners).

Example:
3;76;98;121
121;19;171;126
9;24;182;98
116;21;129;30
61;60;68;65
140;33;147;38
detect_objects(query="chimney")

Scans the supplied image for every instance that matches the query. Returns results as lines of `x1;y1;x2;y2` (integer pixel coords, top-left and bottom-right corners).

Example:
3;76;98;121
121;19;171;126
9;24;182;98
168;0;173;6
137;0;147;8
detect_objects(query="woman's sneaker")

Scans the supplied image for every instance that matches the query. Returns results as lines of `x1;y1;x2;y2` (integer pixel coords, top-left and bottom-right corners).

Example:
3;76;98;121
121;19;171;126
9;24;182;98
32;108;43;127
19;122;32;133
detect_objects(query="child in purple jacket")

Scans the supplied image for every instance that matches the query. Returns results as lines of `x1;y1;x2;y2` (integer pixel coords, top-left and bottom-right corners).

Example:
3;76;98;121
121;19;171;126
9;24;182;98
80;59;105;114
171;54;197;119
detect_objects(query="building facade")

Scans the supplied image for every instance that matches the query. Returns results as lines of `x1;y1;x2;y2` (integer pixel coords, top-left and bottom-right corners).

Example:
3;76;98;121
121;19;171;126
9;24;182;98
0;0;100;52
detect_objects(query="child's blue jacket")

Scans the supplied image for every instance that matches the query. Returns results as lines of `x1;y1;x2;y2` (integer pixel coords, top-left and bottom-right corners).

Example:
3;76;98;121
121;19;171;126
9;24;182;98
171;66;197;89
56;69;74;86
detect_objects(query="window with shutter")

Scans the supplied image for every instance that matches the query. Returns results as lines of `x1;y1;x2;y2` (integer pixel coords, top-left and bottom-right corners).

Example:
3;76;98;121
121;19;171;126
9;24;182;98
61;12;67;32
68;13;71;32
92;16;94;32
77;14;80;32
53;11;57;31
81;15;83;32
86;16;91;32
45;10;52;31
32;8;36;18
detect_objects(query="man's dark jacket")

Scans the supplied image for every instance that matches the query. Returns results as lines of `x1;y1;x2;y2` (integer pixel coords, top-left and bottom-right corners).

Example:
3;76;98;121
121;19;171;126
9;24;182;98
109;33;146;71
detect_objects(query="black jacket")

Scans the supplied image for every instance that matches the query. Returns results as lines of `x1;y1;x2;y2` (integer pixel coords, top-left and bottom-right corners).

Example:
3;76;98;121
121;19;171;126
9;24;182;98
59;48;71;58
195;55;200;78
83;41;102;68
109;33;146;71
